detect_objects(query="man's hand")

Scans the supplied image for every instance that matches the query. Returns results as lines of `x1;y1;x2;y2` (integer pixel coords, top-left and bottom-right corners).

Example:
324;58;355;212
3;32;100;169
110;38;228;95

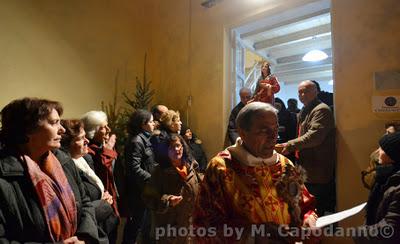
276;143;290;155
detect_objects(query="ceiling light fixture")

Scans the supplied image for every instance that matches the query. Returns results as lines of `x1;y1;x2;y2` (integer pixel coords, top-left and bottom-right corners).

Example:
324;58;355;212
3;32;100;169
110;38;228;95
302;49;328;62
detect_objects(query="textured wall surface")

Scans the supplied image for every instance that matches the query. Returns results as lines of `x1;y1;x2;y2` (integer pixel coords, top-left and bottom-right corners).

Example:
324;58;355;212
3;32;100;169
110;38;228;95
332;0;400;242
0;0;151;118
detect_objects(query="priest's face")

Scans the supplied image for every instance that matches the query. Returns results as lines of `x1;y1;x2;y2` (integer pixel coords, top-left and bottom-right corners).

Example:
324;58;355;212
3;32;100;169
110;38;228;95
239;110;278;158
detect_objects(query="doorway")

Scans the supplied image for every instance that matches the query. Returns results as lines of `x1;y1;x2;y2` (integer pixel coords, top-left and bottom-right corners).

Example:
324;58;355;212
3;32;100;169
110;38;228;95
229;0;333;109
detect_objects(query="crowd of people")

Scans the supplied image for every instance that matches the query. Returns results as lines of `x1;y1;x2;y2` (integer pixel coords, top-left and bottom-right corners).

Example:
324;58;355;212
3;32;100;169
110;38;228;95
0;64;399;243
0;98;209;244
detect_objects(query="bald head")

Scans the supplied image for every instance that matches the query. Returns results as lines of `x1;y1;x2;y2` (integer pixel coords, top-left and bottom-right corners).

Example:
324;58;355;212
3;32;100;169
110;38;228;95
298;80;318;106
239;87;251;104
152;104;169;121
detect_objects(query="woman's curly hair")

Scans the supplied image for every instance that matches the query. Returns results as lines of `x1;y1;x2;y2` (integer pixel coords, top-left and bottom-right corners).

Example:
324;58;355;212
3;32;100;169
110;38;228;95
159;110;180;132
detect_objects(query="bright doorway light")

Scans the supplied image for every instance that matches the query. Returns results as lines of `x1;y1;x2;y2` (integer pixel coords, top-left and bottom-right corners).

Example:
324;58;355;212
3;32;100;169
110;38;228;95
302;50;328;62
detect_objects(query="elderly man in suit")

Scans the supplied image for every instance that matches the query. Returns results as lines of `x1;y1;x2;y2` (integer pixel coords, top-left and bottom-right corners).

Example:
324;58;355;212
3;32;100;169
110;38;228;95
280;80;336;216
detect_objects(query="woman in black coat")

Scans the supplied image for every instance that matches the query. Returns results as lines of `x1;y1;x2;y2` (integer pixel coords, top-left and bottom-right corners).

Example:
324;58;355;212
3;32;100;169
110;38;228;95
0;98;99;243
123;109;157;244
354;132;400;243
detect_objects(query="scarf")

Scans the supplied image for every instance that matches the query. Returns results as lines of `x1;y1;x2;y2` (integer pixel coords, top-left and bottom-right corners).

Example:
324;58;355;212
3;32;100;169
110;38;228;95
175;164;188;179
22;151;77;242
227;137;278;167
72;157;105;197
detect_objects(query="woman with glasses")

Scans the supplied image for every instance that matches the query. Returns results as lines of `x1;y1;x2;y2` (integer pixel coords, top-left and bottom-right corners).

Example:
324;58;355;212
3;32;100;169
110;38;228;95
143;134;201;243
151;109;182;166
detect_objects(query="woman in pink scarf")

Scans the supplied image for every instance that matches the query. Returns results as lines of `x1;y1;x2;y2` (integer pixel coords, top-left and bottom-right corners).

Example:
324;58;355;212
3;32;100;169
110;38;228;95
0;98;99;243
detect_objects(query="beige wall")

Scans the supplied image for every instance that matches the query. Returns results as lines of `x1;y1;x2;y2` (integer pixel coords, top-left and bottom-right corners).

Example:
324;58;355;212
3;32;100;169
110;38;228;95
332;0;400;241
0;0;152;118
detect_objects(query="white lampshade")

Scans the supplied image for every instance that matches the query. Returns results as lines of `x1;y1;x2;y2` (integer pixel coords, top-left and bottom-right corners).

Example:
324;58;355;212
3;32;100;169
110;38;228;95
302;50;328;62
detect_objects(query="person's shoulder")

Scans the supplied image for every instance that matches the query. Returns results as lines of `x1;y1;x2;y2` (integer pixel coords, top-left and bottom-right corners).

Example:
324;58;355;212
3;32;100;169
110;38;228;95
386;169;400;188
83;154;95;168
128;134;145;144
312;101;333;116
231;102;244;113
0;152;24;176
53;149;73;166
315;101;330;110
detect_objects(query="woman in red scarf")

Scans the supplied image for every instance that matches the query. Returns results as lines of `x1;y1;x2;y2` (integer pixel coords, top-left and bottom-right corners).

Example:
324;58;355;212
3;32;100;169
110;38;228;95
0;98;99;243
81;111;120;217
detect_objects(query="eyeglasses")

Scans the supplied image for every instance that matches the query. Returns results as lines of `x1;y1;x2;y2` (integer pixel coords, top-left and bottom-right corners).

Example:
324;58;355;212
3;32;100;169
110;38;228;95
170;143;183;150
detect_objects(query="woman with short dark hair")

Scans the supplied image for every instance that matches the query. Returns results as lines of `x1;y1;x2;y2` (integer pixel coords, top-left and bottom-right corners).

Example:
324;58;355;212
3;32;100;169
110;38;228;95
0;97;99;243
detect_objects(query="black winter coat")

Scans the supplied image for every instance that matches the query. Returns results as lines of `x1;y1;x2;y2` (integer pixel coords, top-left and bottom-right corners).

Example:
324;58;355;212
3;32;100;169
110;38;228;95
0;149;100;243
79;155;119;241
81;154;103;201
125;132;157;212
187;140;207;172
354;164;400;243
